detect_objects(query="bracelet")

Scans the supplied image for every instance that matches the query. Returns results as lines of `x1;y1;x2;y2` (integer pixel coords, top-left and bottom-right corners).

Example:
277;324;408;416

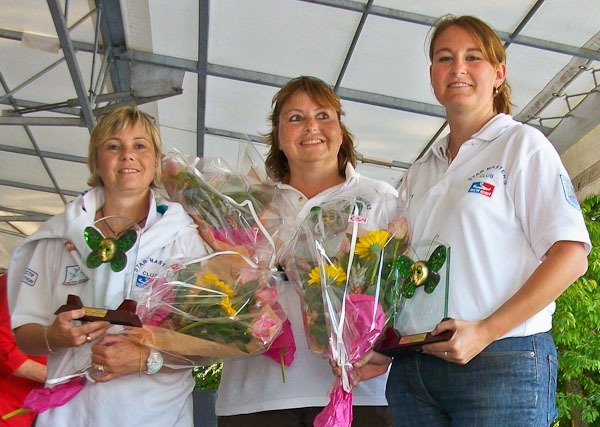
44;326;57;354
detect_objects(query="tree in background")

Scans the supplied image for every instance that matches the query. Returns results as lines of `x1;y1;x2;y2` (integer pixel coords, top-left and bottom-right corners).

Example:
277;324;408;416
554;194;600;426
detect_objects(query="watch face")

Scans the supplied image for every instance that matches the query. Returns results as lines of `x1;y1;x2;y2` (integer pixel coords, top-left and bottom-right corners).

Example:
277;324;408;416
147;350;163;374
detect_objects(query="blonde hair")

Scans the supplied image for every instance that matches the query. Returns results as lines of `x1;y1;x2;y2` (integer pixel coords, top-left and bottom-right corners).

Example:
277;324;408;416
87;106;163;187
428;15;512;115
264;76;357;182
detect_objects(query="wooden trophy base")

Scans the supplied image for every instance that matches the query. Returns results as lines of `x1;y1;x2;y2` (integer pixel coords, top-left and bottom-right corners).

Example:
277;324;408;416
375;326;453;356
55;294;142;327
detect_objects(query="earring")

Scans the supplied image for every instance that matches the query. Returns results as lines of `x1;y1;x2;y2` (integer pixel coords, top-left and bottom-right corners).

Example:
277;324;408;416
494;85;500;95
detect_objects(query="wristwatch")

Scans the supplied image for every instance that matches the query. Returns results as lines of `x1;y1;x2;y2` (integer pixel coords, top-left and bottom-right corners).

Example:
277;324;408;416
145;349;164;375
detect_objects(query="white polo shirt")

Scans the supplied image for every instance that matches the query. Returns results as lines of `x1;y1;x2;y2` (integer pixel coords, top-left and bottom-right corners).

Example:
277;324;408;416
399;114;590;338
9;188;208;427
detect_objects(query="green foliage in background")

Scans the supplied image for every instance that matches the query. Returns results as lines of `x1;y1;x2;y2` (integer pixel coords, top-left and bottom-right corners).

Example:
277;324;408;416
554;195;600;426
193;363;222;391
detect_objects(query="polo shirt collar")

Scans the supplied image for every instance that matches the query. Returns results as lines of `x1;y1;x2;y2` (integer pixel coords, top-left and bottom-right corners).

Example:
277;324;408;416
416;113;514;165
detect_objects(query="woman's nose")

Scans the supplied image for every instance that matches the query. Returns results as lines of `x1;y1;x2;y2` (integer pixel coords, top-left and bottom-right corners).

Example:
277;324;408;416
450;58;467;75
120;148;135;160
305;117;318;132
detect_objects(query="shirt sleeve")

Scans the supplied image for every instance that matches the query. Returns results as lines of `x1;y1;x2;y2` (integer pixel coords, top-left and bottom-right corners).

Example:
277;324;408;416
510;130;591;259
0;276;29;377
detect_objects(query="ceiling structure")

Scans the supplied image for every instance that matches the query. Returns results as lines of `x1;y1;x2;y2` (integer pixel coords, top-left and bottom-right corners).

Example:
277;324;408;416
1;0;600;268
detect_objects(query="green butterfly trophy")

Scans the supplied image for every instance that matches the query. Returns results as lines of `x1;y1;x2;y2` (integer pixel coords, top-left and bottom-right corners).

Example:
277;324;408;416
55;216;143;327
376;236;452;355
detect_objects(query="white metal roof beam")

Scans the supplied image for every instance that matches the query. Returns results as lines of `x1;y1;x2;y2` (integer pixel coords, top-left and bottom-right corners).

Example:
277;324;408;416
46;0;96;131
0;179;80;197
95;0;130;93
0;144;86;163
0;99;81;116
196;0;209;157
334;0;373;90
0;117;84;126
299;0;600;61
0;71;71;203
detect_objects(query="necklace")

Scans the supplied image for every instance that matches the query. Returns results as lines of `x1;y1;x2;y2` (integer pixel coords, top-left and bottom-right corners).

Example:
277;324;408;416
99;208;148;236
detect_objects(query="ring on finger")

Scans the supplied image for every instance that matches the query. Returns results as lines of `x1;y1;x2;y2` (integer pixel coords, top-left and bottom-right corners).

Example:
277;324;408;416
444;351;448;358
97;364;105;373
86;334;92;343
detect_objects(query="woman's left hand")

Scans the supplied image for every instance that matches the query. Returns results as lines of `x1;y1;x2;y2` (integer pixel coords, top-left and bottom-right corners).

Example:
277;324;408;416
422;318;495;365
89;334;149;382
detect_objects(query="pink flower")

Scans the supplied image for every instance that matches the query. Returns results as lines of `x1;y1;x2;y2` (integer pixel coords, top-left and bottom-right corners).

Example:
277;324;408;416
252;311;280;343
255;286;277;305
263;319;296;367
136;277;175;326
238;268;262;285
387;217;408;241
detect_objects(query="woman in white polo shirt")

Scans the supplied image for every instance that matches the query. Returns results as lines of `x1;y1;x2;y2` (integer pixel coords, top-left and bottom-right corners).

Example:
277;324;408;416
216;76;396;426
8;106;208;426
351;14;591;427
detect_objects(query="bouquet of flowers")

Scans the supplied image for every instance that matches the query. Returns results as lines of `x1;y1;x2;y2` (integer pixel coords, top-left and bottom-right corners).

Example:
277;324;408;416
286;195;407;426
129;251;287;364
162;144;276;268
132;141;295;369
287;197;407;355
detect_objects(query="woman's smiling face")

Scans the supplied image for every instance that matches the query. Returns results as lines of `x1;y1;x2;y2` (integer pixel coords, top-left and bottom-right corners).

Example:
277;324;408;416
430;24;505;114
95;122;158;195
277;90;343;171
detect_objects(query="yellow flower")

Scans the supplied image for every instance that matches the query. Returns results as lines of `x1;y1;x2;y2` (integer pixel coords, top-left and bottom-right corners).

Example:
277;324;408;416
355;229;390;260
220;295;237;317
307;264;346;286
201;272;235;296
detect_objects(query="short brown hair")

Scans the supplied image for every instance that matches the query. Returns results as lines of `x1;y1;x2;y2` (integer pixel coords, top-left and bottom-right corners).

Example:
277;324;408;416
264;76;357;182
428;15;512;115
87;106;163;188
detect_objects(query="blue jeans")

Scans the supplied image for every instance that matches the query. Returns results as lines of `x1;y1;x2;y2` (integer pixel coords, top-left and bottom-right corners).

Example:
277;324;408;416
385;332;558;427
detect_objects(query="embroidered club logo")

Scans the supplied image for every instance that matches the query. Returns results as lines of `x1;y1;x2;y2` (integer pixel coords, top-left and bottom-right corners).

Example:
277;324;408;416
63;265;89;286
468;181;495;198
560;174;581;210
135;275;150;289
22;268;38;287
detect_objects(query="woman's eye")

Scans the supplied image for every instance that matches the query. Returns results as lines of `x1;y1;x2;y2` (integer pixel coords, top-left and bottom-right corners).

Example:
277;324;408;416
317;112;330;120
288;114;302;122
107;144;120;151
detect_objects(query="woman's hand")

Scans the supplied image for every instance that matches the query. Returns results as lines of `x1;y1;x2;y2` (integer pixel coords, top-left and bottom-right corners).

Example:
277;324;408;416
48;309;111;349
330;350;392;387
89;334;150;382
422;318;494;364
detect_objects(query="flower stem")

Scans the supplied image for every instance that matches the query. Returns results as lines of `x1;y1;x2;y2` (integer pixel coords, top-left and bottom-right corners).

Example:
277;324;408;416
2;408;32;421
279;348;287;383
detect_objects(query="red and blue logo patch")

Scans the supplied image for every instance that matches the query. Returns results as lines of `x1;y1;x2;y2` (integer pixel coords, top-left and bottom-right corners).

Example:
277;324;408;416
468;181;495;198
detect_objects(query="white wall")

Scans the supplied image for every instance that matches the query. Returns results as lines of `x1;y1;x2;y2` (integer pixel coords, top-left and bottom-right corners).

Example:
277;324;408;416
561;124;600;201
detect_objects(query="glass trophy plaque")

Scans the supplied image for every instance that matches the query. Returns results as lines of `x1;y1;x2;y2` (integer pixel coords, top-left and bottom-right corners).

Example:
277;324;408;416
376;237;451;355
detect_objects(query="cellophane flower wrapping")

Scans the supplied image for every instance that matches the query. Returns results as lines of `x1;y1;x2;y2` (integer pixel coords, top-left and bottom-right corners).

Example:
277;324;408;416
130;141;294;366
130;251;287;365
286;196;408;427
162;144;276;269
287;197;407;356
